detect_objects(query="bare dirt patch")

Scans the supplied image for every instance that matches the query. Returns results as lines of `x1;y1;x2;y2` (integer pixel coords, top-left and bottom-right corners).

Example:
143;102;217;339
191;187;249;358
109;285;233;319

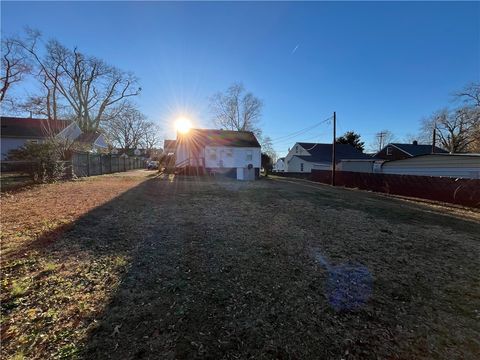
1;174;479;359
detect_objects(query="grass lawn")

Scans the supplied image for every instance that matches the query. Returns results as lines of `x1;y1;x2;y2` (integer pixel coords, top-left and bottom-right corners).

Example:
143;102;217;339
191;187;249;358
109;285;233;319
1;170;479;359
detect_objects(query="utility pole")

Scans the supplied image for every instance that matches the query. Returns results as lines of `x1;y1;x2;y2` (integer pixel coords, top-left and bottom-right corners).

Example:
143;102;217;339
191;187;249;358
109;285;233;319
431;126;436;154
376;131;386;151
331;111;336;186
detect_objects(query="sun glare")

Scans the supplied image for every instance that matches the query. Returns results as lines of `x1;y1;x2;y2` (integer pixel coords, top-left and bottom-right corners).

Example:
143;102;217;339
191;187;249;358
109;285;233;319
175;117;192;134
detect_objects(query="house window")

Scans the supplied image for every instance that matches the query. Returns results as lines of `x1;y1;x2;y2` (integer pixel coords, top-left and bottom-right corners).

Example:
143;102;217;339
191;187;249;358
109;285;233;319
300;163;304;172
246;150;253;161
225;149;233;157
28;139;39;144
386;147;392;156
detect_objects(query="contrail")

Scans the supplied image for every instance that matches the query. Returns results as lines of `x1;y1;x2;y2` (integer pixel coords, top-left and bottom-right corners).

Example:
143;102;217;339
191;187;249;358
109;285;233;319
291;44;299;55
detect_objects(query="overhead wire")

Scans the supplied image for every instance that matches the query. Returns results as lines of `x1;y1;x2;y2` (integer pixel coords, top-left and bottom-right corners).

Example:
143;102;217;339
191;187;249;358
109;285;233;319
270;116;332;144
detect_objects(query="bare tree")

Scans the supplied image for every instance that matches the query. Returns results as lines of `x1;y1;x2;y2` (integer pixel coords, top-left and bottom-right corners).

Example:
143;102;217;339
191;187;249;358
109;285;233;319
456;82;480;107
1;37;31;103
422;107;478;153
260;136;277;162
419;83;480;153
370;130;396;152
142;122;161;150
456;83;480;152
209;83;263;135
102;103;149;151
15;30;140;130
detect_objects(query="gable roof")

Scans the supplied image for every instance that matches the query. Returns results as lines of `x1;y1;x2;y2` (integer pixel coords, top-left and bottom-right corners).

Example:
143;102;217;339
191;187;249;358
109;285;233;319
164;139;176;150
178;129;261;148
75;131;103;145
386;143;447;157
1;116;74;138
295;142;372;163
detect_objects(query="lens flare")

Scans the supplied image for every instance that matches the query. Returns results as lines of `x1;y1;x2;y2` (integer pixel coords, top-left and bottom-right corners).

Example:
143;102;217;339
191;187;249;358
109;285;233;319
175;117;192;134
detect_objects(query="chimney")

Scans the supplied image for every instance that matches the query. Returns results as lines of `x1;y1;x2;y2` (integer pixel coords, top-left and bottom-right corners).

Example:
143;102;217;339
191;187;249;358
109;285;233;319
412;140;418;146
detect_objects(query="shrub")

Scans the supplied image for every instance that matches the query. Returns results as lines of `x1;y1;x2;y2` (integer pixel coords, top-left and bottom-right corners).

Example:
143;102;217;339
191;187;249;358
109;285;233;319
7;141;67;183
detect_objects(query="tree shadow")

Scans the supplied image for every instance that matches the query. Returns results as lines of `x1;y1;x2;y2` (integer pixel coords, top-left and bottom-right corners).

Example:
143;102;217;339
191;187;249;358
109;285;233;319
3;175;479;359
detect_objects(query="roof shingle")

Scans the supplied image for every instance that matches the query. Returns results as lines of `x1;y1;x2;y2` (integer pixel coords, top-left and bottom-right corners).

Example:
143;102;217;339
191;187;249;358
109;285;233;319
1;117;73;138
178;129;260;148
296;142;372;163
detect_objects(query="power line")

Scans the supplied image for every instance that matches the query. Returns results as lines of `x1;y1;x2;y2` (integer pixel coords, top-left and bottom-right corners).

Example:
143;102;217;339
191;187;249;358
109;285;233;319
270;116;332;144
272;132;326;146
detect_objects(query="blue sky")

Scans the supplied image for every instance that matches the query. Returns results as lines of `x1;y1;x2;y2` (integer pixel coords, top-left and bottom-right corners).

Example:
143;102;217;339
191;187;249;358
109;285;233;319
2;1;479;155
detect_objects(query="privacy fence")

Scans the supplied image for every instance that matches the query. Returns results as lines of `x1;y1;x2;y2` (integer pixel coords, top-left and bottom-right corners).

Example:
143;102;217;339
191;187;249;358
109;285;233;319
275;170;480;208
2;152;145;178
70;152;145;177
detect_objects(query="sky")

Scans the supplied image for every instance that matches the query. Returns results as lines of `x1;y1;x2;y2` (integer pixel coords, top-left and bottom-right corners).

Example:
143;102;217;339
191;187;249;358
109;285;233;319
2;1;479;155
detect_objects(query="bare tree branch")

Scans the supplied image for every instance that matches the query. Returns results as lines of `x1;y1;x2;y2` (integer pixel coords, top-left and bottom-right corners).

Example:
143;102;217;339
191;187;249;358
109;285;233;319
209;83;263;135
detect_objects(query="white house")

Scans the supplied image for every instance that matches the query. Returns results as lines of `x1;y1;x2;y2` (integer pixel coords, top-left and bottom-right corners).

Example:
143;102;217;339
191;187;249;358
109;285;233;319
175;128;261;180
1;116;108;159
284;142;372;173
273;157;286;172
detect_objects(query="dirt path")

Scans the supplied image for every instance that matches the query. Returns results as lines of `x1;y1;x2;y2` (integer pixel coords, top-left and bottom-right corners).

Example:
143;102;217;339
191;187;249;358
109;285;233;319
1;173;479;359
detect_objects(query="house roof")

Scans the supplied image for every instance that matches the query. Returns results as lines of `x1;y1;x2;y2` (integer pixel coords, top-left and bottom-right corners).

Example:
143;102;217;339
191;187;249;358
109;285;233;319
1;116;73;138
164;139;176;150
178;129;261;148
385;143;447;156
75;131;103;145
295;143;372;163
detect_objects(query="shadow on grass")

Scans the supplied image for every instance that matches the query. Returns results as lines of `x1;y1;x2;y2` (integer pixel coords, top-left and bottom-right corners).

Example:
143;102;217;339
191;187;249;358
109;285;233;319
3;175;479;359
1;176;182;359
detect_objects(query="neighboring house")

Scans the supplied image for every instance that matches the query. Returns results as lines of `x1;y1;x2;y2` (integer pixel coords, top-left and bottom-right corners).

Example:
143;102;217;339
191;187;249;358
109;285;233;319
339;153;480;179
75;131;108;152
338;159;379;173
273;157;286;172
375;141;447;160
378;153;480;179
175;128;261;180
284;142;372;173
1;116;82;159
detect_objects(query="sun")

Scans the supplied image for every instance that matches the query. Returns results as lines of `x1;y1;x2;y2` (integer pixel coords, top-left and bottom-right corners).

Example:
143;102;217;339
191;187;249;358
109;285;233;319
175;117;192;134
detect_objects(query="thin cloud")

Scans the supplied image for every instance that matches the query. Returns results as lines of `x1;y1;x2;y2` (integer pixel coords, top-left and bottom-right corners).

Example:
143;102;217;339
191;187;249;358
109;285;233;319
291;44;300;55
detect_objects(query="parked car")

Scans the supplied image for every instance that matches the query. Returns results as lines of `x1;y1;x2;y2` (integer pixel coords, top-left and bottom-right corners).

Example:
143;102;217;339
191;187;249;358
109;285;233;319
147;161;159;170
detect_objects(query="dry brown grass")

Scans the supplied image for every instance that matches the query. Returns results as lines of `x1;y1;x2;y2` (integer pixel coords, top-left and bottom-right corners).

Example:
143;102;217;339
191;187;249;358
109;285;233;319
1;172;479;359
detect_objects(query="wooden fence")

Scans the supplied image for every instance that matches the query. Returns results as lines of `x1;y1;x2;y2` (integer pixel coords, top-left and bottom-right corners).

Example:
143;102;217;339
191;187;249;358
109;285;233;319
275;170;480;208
71;152;145;177
1;153;145;179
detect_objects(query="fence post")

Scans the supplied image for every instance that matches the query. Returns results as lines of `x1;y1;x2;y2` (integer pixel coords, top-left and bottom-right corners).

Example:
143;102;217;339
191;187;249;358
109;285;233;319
86;152;90;177
124;157;126;172
109;154;112;173
100;154;103;175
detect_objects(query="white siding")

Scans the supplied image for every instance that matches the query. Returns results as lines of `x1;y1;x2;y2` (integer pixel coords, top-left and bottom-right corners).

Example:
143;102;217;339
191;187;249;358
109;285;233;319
338;160;376;173
287;156;330;173
56;122;82;142
205;146;260;169
273;159;286;172
284;143;311;166
175;144;261;170
93;134;109;149
381;155;480;179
